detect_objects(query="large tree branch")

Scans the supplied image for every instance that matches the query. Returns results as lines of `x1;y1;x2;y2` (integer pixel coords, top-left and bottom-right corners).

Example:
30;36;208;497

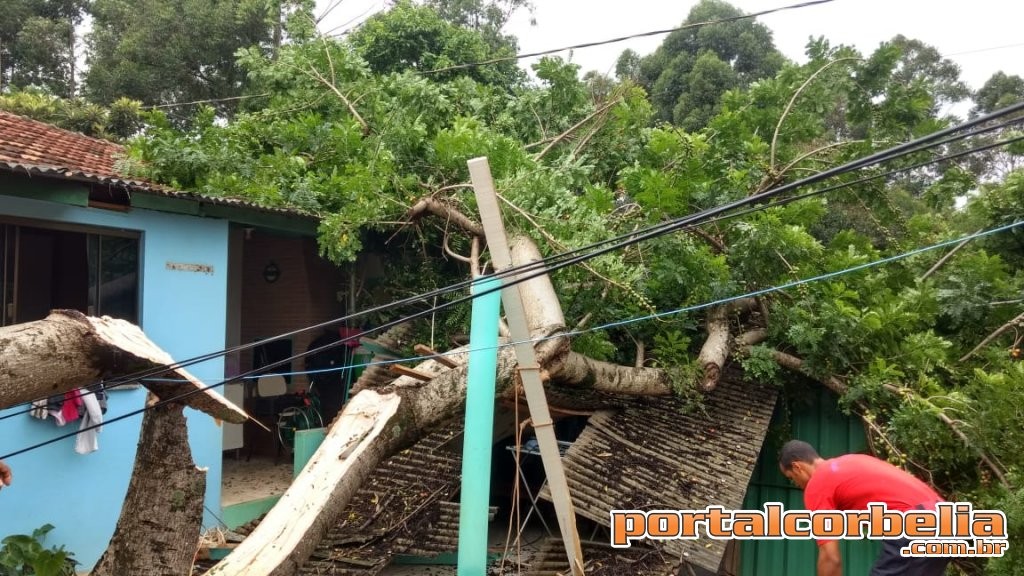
0;310;246;423
405;197;485;237
697;298;759;392
553;352;672;396
959;310;1024;362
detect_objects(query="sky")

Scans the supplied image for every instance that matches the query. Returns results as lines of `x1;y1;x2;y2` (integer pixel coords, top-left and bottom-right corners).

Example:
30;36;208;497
314;0;1024;94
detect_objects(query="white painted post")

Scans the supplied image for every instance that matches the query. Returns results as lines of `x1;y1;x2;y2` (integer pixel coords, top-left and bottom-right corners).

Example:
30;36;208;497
468;157;585;576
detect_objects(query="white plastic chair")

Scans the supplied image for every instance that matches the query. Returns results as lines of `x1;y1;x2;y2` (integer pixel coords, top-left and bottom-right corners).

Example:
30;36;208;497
256;375;287;398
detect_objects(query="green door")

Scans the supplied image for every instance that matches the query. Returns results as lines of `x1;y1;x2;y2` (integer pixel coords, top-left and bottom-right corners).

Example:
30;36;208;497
739;386;882;576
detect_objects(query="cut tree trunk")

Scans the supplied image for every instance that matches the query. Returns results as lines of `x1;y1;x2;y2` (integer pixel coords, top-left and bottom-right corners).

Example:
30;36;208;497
92;400;206;576
0;309;246;423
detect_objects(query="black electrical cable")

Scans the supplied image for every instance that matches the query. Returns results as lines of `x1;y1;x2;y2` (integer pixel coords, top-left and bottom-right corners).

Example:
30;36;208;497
6;126;1024;457
423;0;838;75
6;100;1024;416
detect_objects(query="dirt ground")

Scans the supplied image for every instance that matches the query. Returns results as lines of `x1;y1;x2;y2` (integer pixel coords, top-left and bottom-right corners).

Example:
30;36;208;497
220;453;294;507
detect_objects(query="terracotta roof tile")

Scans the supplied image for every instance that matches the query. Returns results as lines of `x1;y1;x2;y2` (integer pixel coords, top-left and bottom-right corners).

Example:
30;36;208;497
0;111;120;175
0;111;315;220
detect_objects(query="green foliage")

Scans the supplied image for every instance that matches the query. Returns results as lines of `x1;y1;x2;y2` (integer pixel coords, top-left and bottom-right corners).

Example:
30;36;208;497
0;0;86;96
0;525;77;576
84;0;305;112
0;89;143;140
350;0;522;89
980;473;1024;576
637;0;785;127
112;12;1024;570
974;72;1024;115
739;345;780;383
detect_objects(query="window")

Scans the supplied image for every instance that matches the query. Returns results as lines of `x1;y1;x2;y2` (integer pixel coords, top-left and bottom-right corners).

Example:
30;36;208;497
0;221;140;326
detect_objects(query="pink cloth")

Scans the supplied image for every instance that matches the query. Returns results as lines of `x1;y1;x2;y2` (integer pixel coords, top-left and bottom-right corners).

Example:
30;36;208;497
61;389;83;424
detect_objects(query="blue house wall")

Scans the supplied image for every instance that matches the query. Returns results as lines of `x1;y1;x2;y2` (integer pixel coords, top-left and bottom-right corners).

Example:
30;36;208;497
0;188;230;570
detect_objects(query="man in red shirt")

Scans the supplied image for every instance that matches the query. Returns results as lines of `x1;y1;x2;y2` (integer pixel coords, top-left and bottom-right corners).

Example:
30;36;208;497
779;440;951;576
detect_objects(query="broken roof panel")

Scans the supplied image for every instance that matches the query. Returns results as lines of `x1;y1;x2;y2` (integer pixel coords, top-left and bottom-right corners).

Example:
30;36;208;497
300;419;466;575
538;368;777;574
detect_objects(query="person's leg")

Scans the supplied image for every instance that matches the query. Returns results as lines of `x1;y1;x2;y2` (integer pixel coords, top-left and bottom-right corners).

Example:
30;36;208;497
871;539;951;576
870;539;910;576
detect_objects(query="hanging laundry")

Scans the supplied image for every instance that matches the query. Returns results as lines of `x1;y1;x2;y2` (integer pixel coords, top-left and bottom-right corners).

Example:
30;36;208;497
46;394;66;425
61;389;83;425
30;399;48;419
75;390;103;455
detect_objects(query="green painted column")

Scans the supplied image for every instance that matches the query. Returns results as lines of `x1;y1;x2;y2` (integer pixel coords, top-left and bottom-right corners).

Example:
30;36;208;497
457;276;502;575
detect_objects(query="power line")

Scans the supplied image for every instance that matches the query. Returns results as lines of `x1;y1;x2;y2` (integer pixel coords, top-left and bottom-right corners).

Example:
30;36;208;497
944;42;1024;58
145;93;271;110
321;1;383;36
422;0;837;75
5;112;1023;450
5;100;1023;418
4;220;1019;461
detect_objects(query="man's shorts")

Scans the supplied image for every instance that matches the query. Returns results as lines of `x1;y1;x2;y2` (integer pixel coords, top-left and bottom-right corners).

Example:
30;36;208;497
871;538;951;576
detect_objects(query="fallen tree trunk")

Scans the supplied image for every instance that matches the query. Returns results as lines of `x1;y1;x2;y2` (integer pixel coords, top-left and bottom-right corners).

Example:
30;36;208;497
204;233;687;576
205;235;572;576
556;352;672;395
0;310;247;423
206;329;567;576
92;399;206;576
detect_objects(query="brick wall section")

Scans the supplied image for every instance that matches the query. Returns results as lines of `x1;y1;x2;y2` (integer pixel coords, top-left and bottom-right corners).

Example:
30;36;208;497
238;231;347;457
239;231;346;392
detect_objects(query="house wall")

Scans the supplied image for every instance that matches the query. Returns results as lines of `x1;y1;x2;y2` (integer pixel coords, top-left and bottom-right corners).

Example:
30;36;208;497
238;230;345;455
738;385;882;576
0;182;230;570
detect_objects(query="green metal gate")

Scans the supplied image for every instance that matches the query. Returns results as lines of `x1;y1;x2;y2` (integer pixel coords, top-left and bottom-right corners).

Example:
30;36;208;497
738;385;882;576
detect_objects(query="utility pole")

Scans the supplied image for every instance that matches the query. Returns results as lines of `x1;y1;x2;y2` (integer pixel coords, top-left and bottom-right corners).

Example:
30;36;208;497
468;157;585;576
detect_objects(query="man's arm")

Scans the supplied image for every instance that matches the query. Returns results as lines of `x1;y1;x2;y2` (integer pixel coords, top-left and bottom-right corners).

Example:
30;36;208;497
817;541;842;576
0;459;11;490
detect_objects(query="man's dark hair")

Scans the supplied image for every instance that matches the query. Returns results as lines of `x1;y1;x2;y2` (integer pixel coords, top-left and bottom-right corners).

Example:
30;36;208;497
779;440;820;469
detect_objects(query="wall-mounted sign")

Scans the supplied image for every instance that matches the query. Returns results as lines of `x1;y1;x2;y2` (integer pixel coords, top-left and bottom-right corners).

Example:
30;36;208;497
166;262;215;275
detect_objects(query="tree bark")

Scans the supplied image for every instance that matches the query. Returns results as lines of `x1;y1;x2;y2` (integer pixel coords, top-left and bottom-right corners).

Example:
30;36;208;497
92;400;206;576
696;298;758;392
405;198;485;237
554;352;672;395
0;310;246;423
204;235;572;576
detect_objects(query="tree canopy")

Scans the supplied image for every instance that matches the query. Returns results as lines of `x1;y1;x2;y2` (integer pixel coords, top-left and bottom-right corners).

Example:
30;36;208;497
5;1;1024;572
628;0;785;130
0;0;87;96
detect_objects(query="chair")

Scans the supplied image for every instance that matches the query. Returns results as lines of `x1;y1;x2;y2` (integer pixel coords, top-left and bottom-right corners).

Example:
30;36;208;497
247;375;291;461
505;438;574;542
256;374;288;399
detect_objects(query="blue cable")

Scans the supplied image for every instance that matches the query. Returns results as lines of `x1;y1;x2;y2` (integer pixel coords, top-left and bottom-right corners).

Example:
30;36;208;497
84;221;1024;385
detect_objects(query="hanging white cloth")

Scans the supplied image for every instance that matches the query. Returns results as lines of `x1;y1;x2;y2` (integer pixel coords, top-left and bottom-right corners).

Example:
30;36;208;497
75;390;103;454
